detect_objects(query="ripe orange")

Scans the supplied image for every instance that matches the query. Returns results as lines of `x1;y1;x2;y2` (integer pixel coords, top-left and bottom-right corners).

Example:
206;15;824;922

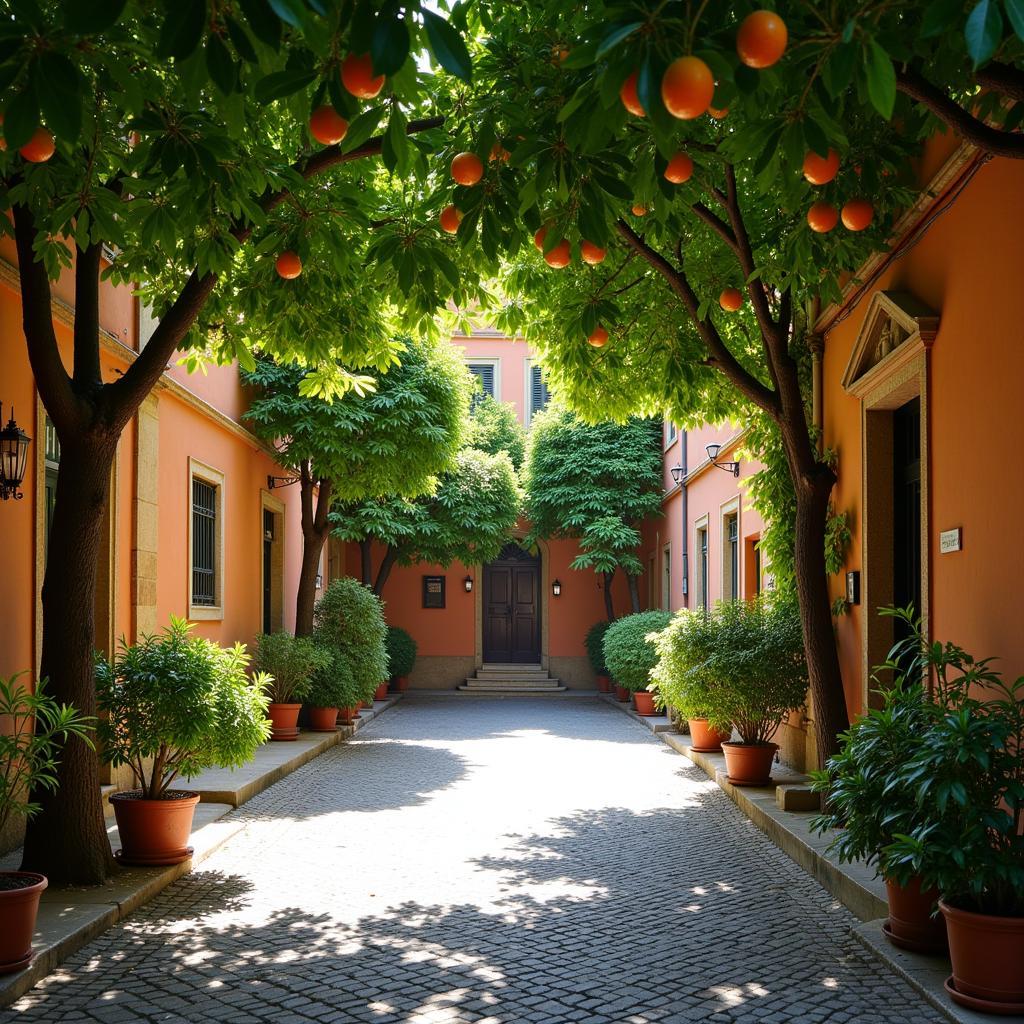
841;198;874;231
489;141;510;162
661;56;715;120
544;239;571;268
736;10;789;69
620;71;645;117
533;225;548;251
341;53;385;99
309;106;349;146
803;148;840;185
719;287;744;311
807;201;839;233
664;153;694;184
451;151;484;186
588;325;609;347
19;126;55;163
439;205;463;234
708;106;729;119
275;251;302;279
631;203;647;216
581;240;606;265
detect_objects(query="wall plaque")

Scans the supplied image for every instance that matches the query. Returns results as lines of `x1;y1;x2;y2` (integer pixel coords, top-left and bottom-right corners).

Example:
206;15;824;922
422;575;446;608
939;528;962;554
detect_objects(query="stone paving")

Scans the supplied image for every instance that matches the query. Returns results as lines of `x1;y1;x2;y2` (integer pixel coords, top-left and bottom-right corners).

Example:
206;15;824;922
5;697;939;1024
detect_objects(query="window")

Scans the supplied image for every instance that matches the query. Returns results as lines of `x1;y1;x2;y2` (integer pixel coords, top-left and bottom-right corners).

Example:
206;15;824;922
43;416;60;563
467;361;497;409
696;522;709;609
527;362;551;423
723;510;739;601
189;460;224;618
665;421;677;448
662;545;672;611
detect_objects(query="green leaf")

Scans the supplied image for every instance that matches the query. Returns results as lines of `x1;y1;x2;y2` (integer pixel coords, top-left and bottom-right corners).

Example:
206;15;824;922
341;105;385;152
205;35;237;95
225;17;259;63
965;0;1003;65
921;0;966;38
3;86;40;150
422;10;472;83
823;42;857;97
254;68;316;104
36;52;83;141
266;0;309;31
158;0;207;60
865;41;896;118
371;14;410;77
238;0;281;50
595;21;642;58
1004;0;1024;40
63;0;128;33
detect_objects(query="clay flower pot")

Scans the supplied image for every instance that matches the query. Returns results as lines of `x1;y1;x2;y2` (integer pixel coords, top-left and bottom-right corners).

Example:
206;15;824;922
396;676;410;692
308;706;339;732
338;706;359;725
267;702;302;741
721;741;778;786
374;682;388;701
614;684;630;703
111;791;200;866
940;900;1024;1013
596;675;612;693
883;877;947;953
633;691;657;716
0;872;47;974
687;718;732;752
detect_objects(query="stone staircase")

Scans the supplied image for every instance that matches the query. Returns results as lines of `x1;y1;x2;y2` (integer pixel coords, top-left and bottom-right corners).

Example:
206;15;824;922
458;663;567;694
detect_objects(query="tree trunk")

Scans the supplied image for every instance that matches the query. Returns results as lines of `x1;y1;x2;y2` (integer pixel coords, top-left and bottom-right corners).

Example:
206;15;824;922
627;573;641;613
294;472;332;637
21;433;118;884
602;570;616;621
360;538;373;587
373;547;399;596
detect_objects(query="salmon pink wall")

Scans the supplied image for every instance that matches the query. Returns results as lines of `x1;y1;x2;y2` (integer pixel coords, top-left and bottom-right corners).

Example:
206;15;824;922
453;334;533;419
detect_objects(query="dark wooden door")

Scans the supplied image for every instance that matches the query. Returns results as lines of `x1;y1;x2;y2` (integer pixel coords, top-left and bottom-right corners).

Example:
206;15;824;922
892;397;922;667
483;546;540;663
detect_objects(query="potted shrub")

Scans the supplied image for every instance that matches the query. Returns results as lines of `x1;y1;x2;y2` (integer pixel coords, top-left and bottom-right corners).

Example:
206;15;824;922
696;596;807;785
0;674;91;974
253;632;324;741
585;621;613;693
651;610;732;751
305;651;358;731
97;619;270;865
386;626;417;692
603;611;673;715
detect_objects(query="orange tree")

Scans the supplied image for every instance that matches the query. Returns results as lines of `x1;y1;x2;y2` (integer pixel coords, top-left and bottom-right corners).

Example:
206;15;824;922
427;0;1022;770
0;1;484;884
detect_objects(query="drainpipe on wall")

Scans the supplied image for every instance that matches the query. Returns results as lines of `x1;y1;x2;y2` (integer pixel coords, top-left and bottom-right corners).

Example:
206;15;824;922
680;429;689;608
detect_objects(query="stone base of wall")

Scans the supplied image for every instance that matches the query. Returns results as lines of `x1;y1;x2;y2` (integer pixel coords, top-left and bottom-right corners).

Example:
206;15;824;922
409;656;477;690
774;711;816;773
548;656;595;690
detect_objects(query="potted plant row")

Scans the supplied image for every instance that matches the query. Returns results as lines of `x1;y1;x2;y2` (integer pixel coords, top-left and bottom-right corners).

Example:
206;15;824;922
97;618;270;866
386;626;417;692
253;631;332;739
585;621;613;693
603;611;673;715
0;674;92;973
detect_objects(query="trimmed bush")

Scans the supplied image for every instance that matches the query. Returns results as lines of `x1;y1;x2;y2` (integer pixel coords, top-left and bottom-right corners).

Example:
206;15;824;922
313;577;388;703
386;626;417;679
252;632;331;704
650;609;716;719
306;651;360;710
602;610;673;692
585;621;612;675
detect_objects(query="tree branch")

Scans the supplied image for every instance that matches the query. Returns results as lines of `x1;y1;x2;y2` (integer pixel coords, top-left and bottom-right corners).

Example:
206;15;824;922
313;478;333;534
690;202;739;252
615;219;779;415
974;61;1024;104
897;66;1024;159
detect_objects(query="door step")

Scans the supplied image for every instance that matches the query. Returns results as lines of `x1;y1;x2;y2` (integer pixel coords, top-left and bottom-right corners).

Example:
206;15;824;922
458;664;566;693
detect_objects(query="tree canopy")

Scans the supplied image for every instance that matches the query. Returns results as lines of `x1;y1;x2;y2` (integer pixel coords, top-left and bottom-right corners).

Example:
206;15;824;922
464;393;527;469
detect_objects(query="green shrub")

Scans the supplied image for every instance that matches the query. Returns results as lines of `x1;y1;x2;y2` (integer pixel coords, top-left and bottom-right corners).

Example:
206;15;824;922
585;621;611;675
313;577;388;703
252;632;331;704
650;609;718;719
96;618;271;798
0;674;93;834
386;626;417;679
306;651;361;709
602;611;673;692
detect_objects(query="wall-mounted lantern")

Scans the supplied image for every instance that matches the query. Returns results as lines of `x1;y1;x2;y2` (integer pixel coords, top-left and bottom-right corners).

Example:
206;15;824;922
705;442;740;478
266;474;297;490
0;405;31;501
670;463;684;486
463;575;474;593
315;573;323;590
552;578;562;597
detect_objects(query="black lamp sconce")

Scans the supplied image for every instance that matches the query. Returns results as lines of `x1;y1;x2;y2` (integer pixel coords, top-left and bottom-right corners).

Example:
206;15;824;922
266;474;298;490
705;443;740;478
670;463;684;486
0;404;32;501
552;578;562;597
463;575;474;593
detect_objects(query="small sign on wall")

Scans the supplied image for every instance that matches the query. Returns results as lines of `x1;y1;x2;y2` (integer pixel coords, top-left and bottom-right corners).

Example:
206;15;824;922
939;528;963;554
422;575;446;608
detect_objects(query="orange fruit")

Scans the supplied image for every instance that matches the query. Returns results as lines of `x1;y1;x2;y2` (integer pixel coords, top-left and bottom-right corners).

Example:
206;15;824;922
552;45;570;63
544;239;571;268
665;153;694;184
620;71;645;117
488;141;510;162
631;203;647;216
533;225;548;251
309;106;349;146
341;53;385;99
807;201;839;233
736;11;789;69
661;56;715;120
841;198;874;231
581;240;606;265
451;151;484;186
439;205;463;234
719;287;743;311
275;251;302;279
708;106;729;119
19;126;55;163
588;325;609;347
803;148;840;185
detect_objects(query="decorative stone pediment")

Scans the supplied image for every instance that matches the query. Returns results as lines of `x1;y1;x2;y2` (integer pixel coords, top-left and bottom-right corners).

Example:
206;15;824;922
841;290;940;397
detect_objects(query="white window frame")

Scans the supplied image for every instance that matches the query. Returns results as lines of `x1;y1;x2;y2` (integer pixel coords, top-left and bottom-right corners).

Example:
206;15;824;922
524;357;553;425
466;358;501;405
188;458;225;621
664;420;678;450
662;543;672;611
694;514;710;610
720;497;741;603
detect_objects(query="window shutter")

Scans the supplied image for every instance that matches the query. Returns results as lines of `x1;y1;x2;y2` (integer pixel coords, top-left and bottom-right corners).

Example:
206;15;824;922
467;363;496;408
530;364;550;419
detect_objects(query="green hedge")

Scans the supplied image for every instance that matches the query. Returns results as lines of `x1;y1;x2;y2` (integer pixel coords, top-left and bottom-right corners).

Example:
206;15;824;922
602;610;673;692
585;621;611;675
386;626;417;679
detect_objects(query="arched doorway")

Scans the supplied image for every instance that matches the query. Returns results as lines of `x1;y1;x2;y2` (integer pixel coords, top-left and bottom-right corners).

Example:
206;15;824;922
482;542;541;663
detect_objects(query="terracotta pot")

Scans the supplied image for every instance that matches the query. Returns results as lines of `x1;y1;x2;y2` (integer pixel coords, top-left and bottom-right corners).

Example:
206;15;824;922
396;676;409;692
687;718;732;752
111;791;200;866
884;877;947;953
339;706;359;725
267;702;302;741
308;706;339;732
940;900;1024;1011
596;675;612;693
614;684;630;703
0;872;47;974
721;741;777;786
633;691;657;716
374;682;388;701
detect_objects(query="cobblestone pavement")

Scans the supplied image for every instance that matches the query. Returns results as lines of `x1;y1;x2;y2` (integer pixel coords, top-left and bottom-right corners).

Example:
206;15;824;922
7;697;940;1024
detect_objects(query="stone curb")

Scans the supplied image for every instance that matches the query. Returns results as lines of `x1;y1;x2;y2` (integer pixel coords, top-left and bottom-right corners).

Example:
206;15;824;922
0;695;402;1009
